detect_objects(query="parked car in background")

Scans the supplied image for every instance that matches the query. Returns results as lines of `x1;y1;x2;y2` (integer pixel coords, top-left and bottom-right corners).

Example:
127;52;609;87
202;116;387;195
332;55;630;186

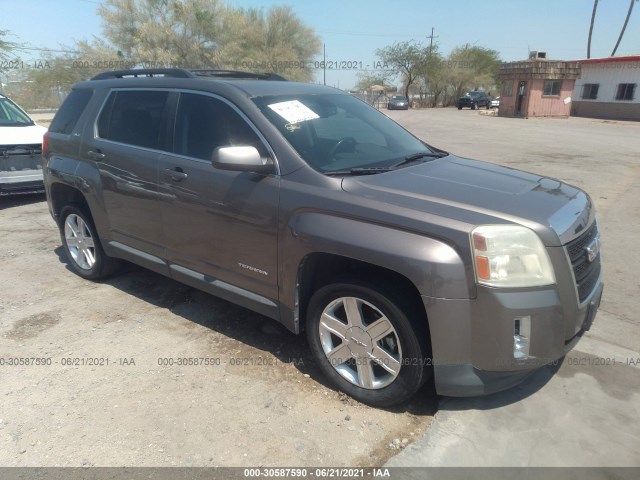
490;96;500;109
387;95;410;110
0;94;47;194
457;91;491;110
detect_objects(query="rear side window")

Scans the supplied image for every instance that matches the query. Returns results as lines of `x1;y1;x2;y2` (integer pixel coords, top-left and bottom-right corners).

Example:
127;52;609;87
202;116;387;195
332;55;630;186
173;93;266;161
97;90;170;150
49;89;93;134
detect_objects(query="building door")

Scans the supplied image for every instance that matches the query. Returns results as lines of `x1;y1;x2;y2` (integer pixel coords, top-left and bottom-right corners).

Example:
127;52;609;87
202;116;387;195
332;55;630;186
516;81;527;115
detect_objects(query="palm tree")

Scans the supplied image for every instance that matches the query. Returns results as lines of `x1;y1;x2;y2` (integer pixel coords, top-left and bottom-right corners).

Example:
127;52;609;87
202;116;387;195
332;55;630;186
587;0;599;59
611;0;638;56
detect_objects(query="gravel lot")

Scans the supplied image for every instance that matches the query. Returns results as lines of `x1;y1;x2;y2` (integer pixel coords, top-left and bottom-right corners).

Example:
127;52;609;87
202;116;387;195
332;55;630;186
1;107;638;467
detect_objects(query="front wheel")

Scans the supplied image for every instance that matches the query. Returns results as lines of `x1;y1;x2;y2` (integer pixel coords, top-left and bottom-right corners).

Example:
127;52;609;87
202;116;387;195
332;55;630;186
59;204;121;280
306;280;430;407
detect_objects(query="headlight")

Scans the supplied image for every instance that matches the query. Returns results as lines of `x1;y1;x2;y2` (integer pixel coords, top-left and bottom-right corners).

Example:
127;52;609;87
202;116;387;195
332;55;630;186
471;225;555;288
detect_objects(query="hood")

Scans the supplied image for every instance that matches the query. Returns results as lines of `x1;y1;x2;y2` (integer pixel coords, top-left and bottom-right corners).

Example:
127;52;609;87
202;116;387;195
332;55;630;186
0;124;48;146
341;155;593;246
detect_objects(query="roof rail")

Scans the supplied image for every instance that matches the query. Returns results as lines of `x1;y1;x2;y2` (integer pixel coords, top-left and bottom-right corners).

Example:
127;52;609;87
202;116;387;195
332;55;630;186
91;68;195;80
189;69;287;81
91;68;287;81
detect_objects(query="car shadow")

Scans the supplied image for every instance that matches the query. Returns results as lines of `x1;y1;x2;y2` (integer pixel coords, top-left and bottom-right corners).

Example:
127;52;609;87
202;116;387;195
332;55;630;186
0;192;46;210
53;247;438;414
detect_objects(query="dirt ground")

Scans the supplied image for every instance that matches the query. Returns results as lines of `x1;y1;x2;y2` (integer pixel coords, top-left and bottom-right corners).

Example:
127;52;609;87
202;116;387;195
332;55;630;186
0;193;435;467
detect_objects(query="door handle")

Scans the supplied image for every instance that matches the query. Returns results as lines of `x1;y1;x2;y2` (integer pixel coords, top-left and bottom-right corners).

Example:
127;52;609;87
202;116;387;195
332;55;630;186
87;150;105;160
163;167;188;182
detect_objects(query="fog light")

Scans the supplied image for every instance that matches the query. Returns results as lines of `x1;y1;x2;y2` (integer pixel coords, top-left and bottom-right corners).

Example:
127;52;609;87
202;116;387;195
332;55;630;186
513;316;531;359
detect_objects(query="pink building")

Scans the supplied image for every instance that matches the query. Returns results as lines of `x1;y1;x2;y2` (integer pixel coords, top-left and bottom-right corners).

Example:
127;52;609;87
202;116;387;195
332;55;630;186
497;58;580;118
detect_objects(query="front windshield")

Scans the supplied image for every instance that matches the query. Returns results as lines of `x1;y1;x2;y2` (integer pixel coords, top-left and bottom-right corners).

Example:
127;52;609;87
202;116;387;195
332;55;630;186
0;98;34;127
466;92;481;98
253;93;438;173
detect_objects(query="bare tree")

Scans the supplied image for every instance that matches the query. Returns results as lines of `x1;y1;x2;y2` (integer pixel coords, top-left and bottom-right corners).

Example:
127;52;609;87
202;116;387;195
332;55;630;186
587;0;599;59
611;0;638;56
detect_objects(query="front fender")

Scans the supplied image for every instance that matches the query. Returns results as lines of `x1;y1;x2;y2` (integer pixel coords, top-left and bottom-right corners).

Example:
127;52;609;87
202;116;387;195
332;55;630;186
279;211;474;329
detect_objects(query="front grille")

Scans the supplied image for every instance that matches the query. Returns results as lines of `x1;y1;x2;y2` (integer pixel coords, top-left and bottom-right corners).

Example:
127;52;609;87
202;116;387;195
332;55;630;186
565;222;601;303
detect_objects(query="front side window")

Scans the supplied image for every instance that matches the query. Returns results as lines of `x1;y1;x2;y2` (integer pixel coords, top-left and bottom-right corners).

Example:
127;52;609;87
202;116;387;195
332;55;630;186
97;90;169;150
581;84;599;100
253;93;439;173
0;97;34;126
173;93;266;161
616;83;636;101
543;80;562;96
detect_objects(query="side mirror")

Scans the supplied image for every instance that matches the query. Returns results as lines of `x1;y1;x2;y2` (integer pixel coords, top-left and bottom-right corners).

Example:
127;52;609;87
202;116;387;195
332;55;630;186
212;146;275;174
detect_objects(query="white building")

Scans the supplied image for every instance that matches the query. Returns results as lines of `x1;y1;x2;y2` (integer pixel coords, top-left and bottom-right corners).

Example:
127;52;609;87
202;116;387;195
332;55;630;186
571;55;640;121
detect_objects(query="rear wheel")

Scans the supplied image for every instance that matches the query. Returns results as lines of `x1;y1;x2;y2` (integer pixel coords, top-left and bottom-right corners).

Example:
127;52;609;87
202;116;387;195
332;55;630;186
306;280;430;407
471;102;477;110
59;204;121;280
457;106;462;110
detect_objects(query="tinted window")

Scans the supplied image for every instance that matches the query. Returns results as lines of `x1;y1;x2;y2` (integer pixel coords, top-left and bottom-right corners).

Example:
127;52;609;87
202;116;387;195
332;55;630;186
173;93;266;161
49;89;93;134
98;90;169;150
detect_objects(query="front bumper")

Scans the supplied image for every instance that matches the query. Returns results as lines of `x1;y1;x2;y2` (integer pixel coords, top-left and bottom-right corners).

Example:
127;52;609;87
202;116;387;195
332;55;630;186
424;280;604;397
0;169;44;194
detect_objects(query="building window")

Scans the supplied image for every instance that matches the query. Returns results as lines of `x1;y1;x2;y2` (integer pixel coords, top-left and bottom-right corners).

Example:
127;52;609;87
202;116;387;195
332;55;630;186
616;83;636;101
543;80;562;96
502;81;513;97
581;83;599;100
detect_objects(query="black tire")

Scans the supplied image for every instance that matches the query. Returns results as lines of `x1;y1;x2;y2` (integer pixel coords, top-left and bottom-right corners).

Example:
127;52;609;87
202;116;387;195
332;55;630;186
457;106;462;110
306;279;430;407
486;102;490;110
59;204;121;280
471;102;477;110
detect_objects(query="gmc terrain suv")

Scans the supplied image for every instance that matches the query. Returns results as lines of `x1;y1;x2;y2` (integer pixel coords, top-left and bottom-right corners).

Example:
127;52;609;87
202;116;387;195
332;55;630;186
43;69;603;407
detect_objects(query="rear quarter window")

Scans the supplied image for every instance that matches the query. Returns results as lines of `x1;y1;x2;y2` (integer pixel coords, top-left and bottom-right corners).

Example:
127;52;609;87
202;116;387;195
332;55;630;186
49;89;94;134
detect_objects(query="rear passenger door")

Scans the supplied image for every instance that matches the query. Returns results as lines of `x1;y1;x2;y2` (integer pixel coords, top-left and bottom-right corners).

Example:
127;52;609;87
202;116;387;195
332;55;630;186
88;89;172;260
158;92;280;316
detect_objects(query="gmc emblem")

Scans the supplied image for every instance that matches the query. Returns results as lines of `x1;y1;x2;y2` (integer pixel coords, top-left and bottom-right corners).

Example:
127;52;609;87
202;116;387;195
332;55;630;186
585;236;601;263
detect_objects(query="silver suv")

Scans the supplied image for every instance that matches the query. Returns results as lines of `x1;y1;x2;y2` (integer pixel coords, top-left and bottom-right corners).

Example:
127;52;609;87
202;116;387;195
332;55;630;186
43;69;603;407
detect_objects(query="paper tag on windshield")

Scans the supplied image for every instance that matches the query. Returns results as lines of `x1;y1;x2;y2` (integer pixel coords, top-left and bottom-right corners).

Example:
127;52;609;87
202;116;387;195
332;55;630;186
268;100;319;124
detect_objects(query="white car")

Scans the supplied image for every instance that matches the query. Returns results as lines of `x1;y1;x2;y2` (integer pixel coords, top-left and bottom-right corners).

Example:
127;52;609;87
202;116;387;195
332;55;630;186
0;94;48;194
490;96;500;109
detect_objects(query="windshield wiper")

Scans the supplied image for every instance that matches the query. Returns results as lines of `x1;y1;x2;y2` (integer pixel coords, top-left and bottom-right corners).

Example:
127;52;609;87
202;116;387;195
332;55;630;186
324;167;393;176
392;151;447;168
324;151;447;176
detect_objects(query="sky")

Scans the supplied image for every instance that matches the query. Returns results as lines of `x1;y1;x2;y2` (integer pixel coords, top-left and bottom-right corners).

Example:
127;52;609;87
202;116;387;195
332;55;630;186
2;0;639;89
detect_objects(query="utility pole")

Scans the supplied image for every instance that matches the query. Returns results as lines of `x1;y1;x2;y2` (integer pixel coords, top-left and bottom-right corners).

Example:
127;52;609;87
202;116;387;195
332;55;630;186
427;27;438;55
323;43;326;86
